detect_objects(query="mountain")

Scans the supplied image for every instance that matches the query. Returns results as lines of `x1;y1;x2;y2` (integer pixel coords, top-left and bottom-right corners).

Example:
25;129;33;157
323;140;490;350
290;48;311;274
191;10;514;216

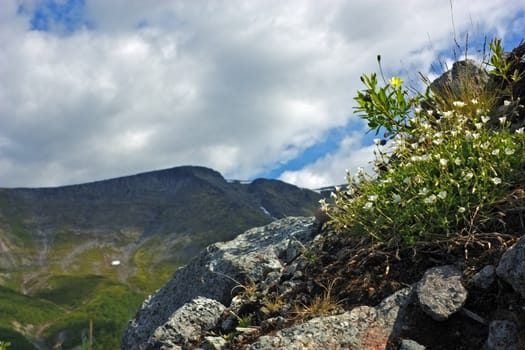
0;166;320;349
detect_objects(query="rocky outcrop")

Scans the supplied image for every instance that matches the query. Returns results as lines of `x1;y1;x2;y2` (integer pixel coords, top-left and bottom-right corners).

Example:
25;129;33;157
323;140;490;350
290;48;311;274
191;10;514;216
122;215;525;349
122;217;318;349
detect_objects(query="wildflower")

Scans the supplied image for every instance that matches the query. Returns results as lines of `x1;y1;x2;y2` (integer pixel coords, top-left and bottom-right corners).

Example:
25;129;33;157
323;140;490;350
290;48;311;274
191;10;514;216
475;123;483;129
505;147;515;155
454;158;462;165
335;186;341;192
481;116;490;123
516;127;524;134
463;172;474;181
423;194;437;204
471;98;479;105
363;202;374;210
504;100;511;106
453;101;466;107
492;149;500;156
392;193;401;203
439;158;448;167
319;198;329;211
414;107;422;114
418;187;429;196
330;192;337;199
437;191;447;199
499;116;507;125
389;76;404;87
443;111;454;118
491;177;502;185
374;138;381;146
368;195;378;202
458;207;466;213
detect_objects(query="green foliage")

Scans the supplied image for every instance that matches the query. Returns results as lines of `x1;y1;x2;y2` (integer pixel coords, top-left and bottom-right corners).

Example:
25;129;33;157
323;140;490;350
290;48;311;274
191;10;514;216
0;341;11;350
326;38;525;245
354;55;422;138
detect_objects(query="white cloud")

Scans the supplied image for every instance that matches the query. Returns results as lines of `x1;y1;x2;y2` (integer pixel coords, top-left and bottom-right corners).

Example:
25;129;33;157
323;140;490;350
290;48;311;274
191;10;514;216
279;133;376;189
0;0;523;187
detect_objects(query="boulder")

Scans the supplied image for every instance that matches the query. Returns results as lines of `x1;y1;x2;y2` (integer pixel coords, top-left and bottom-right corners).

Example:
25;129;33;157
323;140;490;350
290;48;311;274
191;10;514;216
471;265;496;290
146;297;225;349
483;320;520;350
121;216;318;349
496;235;525;298
248;287;413;349
416;265;467;321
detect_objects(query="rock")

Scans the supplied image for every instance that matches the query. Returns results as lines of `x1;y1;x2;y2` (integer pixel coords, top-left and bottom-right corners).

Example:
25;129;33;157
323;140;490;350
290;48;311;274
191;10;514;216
400;338;426;350
247;287;413;349
483;320;519;350
202;336;228;350
496;235;525;298
122;217;318;349
146;297;225;349
472;265;496;290
416;265;467;321
429;59;490;102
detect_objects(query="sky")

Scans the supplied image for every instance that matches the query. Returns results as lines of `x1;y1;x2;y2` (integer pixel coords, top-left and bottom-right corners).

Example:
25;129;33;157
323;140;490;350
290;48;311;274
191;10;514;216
1;0;524;189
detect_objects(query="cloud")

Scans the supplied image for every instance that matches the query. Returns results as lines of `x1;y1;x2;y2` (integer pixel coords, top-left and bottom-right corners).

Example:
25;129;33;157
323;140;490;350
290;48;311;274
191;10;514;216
279;133;377;189
0;0;524;187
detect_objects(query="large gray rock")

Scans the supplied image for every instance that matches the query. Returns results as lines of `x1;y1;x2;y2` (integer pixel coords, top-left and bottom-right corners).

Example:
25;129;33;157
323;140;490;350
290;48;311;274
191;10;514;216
146;297;225;349
122;217;318;349
248;287;413;349
430;59;490;102
472;265;496;290
416;265;467;321
496;235;525;298
484;320;520;350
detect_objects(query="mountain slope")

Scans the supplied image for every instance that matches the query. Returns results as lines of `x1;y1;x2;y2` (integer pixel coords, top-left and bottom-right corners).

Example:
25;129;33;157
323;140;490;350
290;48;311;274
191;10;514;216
0;166;320;349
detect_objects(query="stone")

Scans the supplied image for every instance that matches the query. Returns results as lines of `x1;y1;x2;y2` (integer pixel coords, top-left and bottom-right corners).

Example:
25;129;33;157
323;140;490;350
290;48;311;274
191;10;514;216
416;265;467;321
472;265;496;290
122;217;317;349
247;287;413;349
400;338;426;350
202;336;228;350
483;320;519;350
429;60;490;102
496;235;525;298
146;297;225;349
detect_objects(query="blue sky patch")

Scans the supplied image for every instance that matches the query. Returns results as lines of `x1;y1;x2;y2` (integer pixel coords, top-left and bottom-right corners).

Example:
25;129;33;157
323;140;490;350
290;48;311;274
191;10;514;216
18;0;92;33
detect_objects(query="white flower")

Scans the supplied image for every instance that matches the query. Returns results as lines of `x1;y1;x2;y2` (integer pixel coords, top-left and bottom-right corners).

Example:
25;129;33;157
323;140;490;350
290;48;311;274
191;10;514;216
443;111;454;118
424;194;437;204
414;107;422;114
516;127;524;134
392;193;401;204
458;206;466;213
330;192;337;199
504;100;511;106
403;177;411;184
504;147;515;155
492;149;500;156
418;187;429;196
363;202;374;210
335;186;341;192
439;159;448;167
499;116;507;125
471;98;479;105
368;195;378;202
480;142;490;150
438;191;447;199
453;101;466;107
491;177;502;185
463;172;474;181
481;116;490;123
374;138;381;146
475;122;483;129
454;158;462;165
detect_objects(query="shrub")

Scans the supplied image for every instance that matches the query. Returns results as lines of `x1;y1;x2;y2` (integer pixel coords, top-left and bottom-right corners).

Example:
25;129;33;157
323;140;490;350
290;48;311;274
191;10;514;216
324;39;525;245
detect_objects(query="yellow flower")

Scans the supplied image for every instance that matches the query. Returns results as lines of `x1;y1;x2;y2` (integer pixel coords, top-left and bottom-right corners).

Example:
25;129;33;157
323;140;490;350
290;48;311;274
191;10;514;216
389;76;404;87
